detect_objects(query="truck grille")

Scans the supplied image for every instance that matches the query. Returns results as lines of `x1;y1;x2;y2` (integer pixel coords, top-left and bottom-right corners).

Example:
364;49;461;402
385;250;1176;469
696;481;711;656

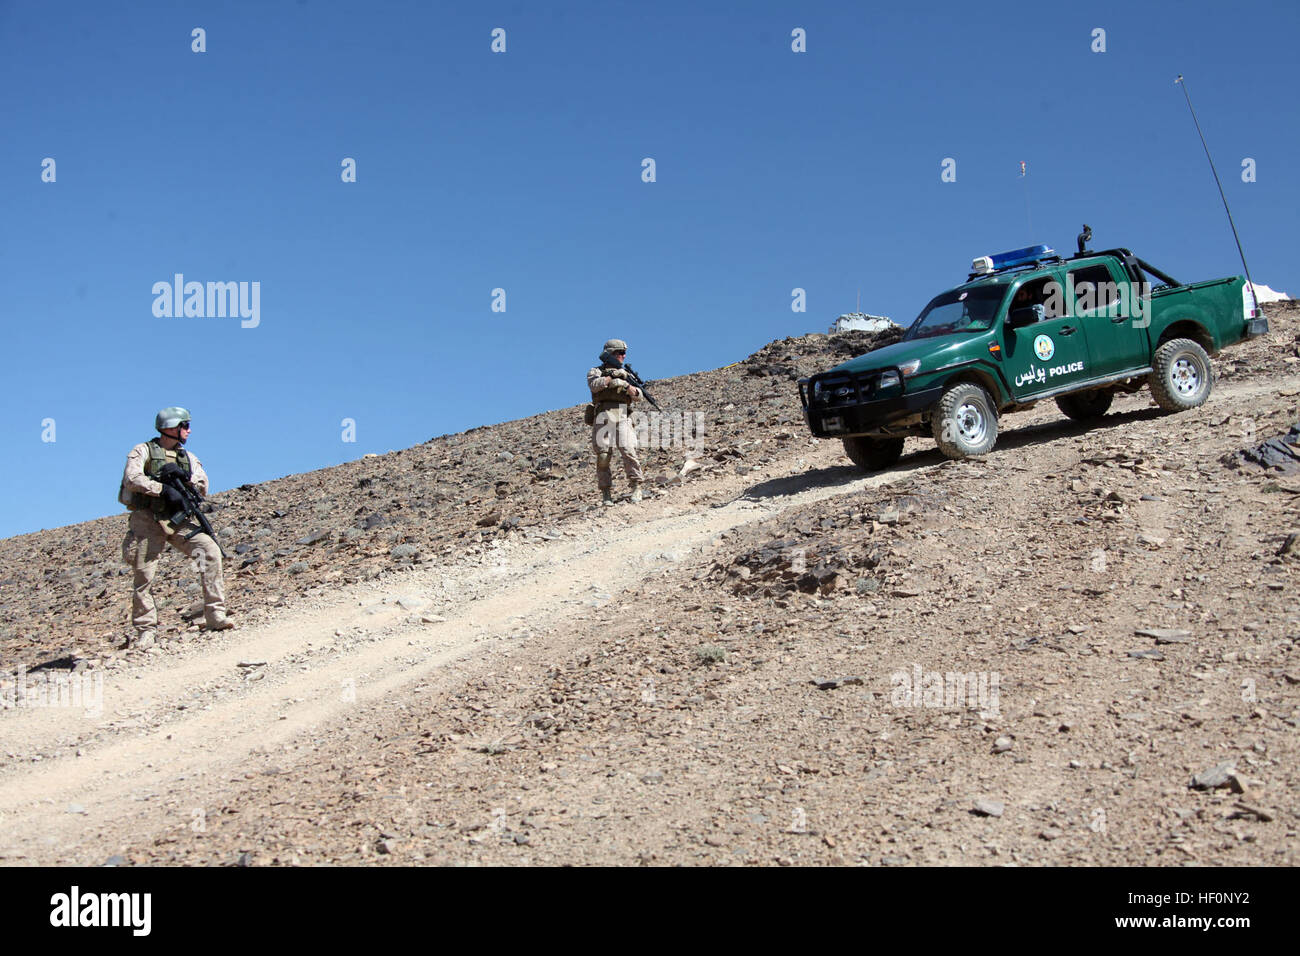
811;372;875;407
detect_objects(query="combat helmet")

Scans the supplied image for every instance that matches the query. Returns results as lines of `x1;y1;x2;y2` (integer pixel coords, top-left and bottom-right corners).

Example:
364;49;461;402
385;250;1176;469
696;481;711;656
155;406;192;432
600;339;628;364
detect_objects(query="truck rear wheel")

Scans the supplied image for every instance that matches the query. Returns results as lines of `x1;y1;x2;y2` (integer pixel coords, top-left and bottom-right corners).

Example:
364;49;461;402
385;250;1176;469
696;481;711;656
842;435;904;472
1150;338;1213;411
1056;389;1114;421
932;383;998;459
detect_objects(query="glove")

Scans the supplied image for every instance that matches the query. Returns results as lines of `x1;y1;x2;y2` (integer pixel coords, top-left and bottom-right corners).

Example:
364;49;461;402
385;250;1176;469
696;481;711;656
157;462;188;484
605;368;629;380
160;483;187;513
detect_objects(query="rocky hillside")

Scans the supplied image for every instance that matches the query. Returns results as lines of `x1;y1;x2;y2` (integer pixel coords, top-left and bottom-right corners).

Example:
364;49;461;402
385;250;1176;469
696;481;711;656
0;327;902;670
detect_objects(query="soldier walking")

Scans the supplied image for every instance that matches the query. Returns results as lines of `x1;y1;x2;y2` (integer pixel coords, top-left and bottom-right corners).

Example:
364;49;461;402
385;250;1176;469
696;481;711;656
587;339;644;505
119;406;232;646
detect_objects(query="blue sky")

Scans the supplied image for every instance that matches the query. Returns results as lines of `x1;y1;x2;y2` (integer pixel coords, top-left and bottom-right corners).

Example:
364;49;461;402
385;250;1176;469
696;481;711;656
2;0;1297;538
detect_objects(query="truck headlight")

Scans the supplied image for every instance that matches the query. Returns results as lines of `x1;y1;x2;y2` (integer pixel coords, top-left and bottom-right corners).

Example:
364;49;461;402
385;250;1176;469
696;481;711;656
879;361;921;389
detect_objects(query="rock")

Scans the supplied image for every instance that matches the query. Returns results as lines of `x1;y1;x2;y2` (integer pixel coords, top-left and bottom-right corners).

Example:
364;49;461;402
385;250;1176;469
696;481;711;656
1229;422;1300;473
67;803;87;814
420;614;448;624
1039;827;1063;841
395;596;427;611
1137;532;1166;548
376;839;397;855
1127;649;1165;660
133;633;155;651
639;770;664;785
811;676;864;690
236;851;252;867
1225;772;1251;796
1136;627;1191;643
296;529;330;546
390;544;419;560
237;660;267;669
102;855;126;866
476;511;501;527
1190;761;1236;790
972;799;1004;818
992;736;1014;754
287;562;310;575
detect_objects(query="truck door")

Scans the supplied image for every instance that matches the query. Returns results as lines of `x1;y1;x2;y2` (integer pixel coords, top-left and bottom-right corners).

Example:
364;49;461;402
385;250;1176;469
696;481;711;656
1001;271;1092;401
1067;261;1149;377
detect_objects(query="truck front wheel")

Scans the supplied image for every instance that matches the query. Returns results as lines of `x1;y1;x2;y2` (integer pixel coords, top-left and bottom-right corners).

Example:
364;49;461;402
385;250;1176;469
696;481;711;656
1150;338;1213;412
1056;389;1114;421
842;435;905;472
932;383;998;459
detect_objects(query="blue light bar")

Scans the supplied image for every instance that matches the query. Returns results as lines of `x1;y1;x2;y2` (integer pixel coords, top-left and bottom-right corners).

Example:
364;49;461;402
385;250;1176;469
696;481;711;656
971;244;1056;275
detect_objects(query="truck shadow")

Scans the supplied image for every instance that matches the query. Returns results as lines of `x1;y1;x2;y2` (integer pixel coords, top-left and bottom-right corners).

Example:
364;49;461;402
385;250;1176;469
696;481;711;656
741;405;1167;500
992;405;1167;453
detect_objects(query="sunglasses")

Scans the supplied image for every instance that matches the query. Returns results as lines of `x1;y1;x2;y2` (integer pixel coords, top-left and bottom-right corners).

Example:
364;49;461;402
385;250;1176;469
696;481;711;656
178;422;191;430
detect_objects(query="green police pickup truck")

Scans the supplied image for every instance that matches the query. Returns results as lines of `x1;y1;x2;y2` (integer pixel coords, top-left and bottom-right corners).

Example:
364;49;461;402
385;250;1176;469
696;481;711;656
798;236;1270;470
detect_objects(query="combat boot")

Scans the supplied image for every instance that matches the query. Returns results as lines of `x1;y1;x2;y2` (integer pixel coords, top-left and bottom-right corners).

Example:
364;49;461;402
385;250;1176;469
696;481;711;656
629;483;643;503
601;489;614;506
204;613;235;632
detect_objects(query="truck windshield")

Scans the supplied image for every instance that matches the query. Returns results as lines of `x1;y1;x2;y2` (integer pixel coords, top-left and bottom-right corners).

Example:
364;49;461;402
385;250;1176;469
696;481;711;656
904;286;1009;340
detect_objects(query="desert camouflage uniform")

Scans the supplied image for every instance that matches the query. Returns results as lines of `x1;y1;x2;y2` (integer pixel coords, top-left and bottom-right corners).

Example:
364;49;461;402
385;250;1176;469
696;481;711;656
120;442;226;633
587;365;643;492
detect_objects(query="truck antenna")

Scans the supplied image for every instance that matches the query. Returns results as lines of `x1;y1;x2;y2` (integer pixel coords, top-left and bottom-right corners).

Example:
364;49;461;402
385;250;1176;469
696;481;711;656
1176;74;1258;301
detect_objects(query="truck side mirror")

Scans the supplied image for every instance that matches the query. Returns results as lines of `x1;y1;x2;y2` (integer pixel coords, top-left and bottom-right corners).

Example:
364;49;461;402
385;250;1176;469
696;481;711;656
1007;304;1045;329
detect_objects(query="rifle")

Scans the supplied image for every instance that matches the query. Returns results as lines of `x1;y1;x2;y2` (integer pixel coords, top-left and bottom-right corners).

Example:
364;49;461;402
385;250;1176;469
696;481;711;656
623;364;661;412
160;474;229;559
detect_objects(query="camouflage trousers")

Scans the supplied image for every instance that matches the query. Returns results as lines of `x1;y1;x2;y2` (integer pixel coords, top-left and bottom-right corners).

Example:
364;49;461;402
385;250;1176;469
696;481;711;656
122;508;226;632
591;411;643;491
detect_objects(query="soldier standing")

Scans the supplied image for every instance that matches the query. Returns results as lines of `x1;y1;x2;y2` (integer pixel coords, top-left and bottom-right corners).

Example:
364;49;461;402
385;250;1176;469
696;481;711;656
587;339;644;505
119;406;232;646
